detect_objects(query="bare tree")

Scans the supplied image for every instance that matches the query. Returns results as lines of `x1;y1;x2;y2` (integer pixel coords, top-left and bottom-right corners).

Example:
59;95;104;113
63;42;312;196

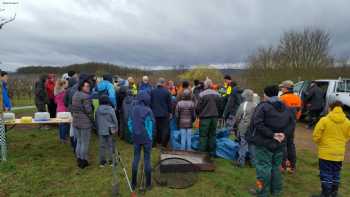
0;8;16;29
246;28;333;92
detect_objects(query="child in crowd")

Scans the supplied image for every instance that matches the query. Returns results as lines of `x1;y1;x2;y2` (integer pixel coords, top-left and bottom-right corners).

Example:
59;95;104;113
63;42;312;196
234;89;257;167
175;89;195;151
96;95;118;167
54;79;69;143
128;91;155;190
312;101;350;197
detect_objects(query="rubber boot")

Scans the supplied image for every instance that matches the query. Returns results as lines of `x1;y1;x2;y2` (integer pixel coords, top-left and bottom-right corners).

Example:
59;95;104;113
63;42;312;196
331;183;339;197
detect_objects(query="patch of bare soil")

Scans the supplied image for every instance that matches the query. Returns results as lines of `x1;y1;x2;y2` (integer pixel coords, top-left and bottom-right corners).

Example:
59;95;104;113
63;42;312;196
295;123;350;162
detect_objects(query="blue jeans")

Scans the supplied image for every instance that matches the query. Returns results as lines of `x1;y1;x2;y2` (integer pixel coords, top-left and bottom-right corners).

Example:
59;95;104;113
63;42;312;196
58;123;70;141
319;159;342;195
132;143;152;188
180;128;192;151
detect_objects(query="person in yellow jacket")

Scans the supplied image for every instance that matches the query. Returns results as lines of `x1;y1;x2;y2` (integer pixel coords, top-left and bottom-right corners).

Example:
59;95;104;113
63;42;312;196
312;101;350;197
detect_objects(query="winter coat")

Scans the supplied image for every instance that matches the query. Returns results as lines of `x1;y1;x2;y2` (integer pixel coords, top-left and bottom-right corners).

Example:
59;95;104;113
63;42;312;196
71;91;94;129
251;98;295;152
128;91;155;145
96;104;118;136
34;77;49;106
139;82;153;94
150;86;172;118
64;83;78;111
54;91;67;112
305;85;325;111
313;107;350;161
2;81;12;111
196;88;222;118
122;95;136;123
235;101;256;136
175;100;195;128
223;88;242;118
45;80;55;100
97;80;117;107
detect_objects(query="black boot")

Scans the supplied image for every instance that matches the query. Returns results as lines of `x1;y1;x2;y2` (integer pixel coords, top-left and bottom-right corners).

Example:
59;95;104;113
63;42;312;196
77;158;83;169
331;183;339;197
83;160;89;168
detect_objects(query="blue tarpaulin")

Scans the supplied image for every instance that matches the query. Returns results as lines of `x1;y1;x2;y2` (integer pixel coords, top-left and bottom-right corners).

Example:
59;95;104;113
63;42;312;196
170;120;239;160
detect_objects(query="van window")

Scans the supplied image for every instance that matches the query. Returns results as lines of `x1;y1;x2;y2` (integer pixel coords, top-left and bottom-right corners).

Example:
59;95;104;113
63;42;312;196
336;80;350;92
293;82;303;93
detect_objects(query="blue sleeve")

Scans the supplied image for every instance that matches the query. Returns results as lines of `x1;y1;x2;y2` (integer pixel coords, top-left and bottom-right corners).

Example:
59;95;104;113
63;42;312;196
2;85;12;110
108;84;116;107
145;114;154;141
128;117;133;134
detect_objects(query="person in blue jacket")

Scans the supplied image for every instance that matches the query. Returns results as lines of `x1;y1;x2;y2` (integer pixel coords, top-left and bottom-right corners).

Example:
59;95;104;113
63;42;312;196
1;71;11;111
96;74;117;108
128;91;155;190
139;75;153;94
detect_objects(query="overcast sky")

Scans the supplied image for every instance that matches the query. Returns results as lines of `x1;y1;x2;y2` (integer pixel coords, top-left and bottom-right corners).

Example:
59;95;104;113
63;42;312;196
0;0;350;71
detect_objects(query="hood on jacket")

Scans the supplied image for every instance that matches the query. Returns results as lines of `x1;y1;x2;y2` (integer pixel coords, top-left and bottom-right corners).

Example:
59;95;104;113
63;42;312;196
97;80;113;91
266;96;286;112
137;91;151;106
328;107;346;123
98;104;112;115
103;74;113;83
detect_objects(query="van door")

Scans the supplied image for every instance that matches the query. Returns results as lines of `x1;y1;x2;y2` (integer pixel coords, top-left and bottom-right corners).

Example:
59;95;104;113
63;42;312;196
334;80;350;107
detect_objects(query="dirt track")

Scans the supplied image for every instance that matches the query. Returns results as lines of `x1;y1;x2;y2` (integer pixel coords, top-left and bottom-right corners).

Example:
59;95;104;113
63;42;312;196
295;123;350;162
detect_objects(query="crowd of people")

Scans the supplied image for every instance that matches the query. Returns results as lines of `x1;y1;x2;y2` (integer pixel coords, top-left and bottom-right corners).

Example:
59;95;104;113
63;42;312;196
0;69;348;197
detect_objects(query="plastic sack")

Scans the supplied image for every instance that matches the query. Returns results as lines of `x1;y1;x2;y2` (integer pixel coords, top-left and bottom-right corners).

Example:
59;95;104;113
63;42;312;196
215;138;239;160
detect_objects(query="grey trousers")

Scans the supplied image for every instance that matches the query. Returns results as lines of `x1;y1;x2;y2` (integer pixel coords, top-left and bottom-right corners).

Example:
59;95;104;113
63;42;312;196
99;135;115;163
75;128;91;160
238;133;256;167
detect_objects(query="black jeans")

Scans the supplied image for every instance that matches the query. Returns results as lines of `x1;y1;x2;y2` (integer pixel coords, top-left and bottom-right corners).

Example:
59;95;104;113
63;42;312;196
282;134;296;169
308;109;323;128
47;99;57;118
154;117;170;147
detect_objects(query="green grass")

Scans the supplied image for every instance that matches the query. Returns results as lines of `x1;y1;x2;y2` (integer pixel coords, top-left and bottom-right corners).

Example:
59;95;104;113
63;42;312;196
11;97;34;107
1;113;350;196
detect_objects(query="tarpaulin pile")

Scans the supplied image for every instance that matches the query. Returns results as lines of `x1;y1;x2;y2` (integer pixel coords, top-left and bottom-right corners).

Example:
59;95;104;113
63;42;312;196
170;120;239;160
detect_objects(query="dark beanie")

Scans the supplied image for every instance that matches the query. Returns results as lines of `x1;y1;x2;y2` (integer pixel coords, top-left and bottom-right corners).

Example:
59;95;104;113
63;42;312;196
264;85;279;97
99;95;112;106
103;74;113;83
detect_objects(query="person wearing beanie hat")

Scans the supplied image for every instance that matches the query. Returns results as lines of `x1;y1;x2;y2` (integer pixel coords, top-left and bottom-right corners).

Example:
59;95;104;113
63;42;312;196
96;95;118;167
279;80;302;174
96;74;117;107
250;84;295;197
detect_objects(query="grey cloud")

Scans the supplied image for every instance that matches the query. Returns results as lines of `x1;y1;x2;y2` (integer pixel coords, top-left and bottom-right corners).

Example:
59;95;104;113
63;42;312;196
0;0;349;71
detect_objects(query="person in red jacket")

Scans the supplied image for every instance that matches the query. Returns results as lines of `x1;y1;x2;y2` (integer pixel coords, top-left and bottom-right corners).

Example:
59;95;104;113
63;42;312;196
45;74;57;118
